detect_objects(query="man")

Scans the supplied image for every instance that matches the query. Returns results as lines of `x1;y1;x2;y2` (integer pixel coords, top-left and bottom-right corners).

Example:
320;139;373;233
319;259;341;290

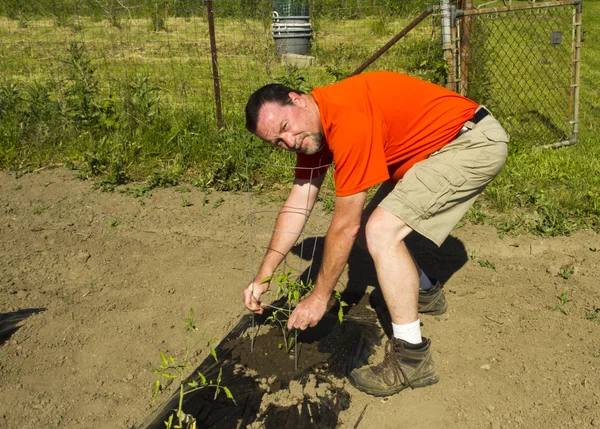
242;71;508;397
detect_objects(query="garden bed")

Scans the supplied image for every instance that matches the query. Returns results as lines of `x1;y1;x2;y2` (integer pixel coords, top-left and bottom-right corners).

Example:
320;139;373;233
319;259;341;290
139;297;382;429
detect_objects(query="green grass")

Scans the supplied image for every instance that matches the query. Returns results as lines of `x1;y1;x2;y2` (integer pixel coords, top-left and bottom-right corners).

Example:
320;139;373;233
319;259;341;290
1;0;599;238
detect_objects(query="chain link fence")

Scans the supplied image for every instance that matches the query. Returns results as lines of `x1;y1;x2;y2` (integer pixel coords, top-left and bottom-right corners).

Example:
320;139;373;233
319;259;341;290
451;0;582;147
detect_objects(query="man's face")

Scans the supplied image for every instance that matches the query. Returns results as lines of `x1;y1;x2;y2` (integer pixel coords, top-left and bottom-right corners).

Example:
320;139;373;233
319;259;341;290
255;93;324;155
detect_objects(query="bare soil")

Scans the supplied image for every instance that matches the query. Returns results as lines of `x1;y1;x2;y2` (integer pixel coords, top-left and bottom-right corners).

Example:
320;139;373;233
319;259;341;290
1;168;599;429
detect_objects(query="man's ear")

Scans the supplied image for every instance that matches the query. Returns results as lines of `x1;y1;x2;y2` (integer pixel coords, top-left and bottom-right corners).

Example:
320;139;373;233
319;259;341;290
288;92;302;105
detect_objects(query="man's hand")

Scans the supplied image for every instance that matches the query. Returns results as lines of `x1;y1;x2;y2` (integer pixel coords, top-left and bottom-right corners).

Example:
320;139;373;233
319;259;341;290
243;281;270;314
287;293;328;330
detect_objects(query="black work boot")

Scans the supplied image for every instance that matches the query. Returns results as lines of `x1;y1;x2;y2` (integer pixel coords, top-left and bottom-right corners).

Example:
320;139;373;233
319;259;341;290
418;281;448;315
349;337;439;397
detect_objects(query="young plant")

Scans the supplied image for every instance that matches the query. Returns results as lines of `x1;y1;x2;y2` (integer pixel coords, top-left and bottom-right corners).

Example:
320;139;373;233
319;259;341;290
262;271;312;354
554;289;570;315
558;264;574;280
153;309;235;429
477;259;497;272
262;270;347;354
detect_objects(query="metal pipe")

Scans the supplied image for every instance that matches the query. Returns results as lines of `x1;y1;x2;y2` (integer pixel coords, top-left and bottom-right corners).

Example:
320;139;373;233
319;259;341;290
206;0;224;129
349;6;434;77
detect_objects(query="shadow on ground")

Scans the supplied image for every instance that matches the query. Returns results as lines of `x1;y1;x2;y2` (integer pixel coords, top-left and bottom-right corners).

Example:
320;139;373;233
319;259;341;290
291;232;468;336
0;308;46;346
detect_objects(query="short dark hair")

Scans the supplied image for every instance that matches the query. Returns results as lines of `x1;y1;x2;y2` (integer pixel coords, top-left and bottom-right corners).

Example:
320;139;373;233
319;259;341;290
245;83;304;133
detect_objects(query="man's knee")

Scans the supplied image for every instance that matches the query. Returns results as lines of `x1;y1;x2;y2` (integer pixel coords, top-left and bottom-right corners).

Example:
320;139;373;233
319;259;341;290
364;207;412;255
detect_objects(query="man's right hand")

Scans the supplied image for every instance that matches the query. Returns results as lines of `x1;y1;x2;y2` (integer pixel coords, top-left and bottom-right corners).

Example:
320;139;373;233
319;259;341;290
243;280;270;314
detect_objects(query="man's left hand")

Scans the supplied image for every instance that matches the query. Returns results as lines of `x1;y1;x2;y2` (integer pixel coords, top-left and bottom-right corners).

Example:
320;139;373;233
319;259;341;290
287;293;328;331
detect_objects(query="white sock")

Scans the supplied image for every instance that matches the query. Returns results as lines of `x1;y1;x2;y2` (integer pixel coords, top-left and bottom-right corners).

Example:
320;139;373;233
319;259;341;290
392;320;422;344
419;270;434;291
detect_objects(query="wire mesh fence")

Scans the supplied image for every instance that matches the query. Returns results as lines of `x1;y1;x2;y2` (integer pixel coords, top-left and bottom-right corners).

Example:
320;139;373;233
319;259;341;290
0;0;581;148
0;0;445;128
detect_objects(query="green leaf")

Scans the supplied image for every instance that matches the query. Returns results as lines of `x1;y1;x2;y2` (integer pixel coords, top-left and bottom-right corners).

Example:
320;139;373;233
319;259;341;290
152;380;160;403
222;386;236;404
260;275;272;284
160;351;168;366
164;414;173;429
197;371;206;384
210;346;218;363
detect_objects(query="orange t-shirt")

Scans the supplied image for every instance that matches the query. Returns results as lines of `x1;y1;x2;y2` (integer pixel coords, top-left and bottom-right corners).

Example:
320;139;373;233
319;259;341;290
295;71;478;197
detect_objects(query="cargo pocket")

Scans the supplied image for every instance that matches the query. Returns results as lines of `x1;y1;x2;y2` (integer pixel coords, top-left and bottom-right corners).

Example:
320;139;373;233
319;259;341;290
413;163;466;219
481;127;510;143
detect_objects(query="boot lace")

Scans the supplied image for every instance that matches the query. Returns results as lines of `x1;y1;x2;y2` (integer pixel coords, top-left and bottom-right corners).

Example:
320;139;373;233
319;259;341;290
372;339;414;389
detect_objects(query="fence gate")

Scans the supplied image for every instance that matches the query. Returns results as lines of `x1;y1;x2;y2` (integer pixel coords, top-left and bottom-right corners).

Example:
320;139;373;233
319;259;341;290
442;0;582;148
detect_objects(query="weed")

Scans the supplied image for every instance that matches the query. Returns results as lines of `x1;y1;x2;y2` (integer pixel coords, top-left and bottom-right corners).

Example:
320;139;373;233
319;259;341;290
585;309;599;323
153;309;234;429
558;264;574;280
33;204;48;215
212;198;224;209
181;197;192;207
63;41;100;130
123;74;161;128
590;247;598;252
43;181;53;187
554;289;570;315
13;185;21;191
477;259;497;272
469;249;477;260
109;219;119;227
465;205;489;225
274;65;312;94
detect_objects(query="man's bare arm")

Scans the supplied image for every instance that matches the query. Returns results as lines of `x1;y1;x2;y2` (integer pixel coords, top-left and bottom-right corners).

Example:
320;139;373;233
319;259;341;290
287;190;367;329
244;173;326;313
254;174;326;281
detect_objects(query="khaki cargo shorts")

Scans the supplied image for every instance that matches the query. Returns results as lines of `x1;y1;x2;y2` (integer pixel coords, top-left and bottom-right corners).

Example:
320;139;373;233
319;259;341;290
377;114;508;246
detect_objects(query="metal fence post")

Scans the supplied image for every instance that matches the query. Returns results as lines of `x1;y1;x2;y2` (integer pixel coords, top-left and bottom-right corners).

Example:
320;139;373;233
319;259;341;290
458;0;473;96
440;0;455;90
570;0;582;145
206;0;223;129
